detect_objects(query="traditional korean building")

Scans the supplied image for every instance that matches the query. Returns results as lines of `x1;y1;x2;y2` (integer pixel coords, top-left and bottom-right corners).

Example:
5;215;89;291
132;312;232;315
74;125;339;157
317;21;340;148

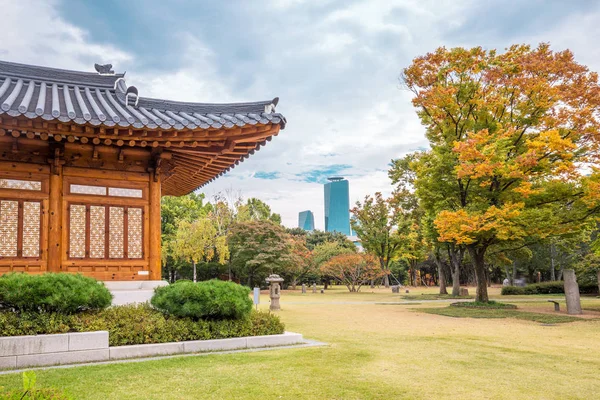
0;60;285;281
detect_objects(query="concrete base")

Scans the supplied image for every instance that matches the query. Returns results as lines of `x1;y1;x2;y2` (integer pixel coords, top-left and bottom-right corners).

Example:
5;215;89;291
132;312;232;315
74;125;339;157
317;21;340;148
109;332;304;361
0;331;109;369
105;280;168;305
0;331;303;370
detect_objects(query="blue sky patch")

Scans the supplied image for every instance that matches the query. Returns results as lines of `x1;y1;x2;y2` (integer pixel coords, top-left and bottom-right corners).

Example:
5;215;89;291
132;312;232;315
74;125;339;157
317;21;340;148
295;164;353;184
254;171;281;180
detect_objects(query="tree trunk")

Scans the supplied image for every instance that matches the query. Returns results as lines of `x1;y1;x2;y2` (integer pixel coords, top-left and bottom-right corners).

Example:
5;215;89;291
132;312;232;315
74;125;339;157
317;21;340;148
550;243;556;281
379;258;390;288
557;266;564;281
511;261;517;285
434;251;448;295
467;244;489;302
448;246;464;297
383;274;390;288
193;260;197;283
597;270;600;296
291;277;297;290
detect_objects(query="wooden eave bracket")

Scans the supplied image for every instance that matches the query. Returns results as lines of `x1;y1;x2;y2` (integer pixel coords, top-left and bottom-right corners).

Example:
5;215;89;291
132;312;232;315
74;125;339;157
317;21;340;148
47;147;66;175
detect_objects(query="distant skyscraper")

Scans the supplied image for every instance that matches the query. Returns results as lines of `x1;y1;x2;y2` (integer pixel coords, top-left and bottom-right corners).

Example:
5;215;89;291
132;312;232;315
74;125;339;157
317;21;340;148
324;177;351;236
298;210;315;231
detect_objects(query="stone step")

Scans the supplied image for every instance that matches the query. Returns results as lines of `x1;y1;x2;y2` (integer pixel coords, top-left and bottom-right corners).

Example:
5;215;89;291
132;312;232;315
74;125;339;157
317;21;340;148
103;280;168;291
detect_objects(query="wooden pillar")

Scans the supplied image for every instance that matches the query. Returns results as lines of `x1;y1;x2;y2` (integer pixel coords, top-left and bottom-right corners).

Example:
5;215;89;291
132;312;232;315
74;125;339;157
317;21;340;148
48;161;63;272
148;171;162;280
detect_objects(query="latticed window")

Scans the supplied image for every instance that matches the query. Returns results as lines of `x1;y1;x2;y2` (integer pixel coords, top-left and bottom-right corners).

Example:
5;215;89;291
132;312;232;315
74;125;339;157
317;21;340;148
68;204;143;259
69;184;143;198
0;199;42;258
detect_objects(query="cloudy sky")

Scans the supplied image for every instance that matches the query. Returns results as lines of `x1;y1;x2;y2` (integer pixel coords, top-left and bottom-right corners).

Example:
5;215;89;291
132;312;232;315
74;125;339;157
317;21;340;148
2;0;599;229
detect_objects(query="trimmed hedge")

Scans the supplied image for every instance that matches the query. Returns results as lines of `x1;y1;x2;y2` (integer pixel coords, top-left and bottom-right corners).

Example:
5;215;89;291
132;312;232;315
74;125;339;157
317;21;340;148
151;280;252;320
0;304;284;346
501;281;599;295
0;273;112;314
450;301;517;309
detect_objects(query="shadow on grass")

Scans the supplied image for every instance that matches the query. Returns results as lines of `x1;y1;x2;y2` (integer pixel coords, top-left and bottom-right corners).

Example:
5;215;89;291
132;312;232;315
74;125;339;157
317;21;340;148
417;306;584;324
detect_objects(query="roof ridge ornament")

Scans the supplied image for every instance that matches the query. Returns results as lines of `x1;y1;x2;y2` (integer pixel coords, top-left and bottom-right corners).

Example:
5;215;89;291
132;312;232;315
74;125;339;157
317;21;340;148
125;86;139;107
264;97;279;114
94;63;114;75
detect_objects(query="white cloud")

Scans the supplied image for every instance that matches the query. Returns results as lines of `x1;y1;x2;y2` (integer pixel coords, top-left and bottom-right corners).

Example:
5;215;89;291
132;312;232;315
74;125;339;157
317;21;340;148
0;0;131;70
127;35;235;103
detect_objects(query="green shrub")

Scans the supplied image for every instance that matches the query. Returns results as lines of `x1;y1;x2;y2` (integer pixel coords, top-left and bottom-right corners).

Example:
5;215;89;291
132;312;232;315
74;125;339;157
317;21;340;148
450;301;517;309
500;286;525;295
0;304;284;346
501;281;599;295
151;280;252;320
0;273;112;314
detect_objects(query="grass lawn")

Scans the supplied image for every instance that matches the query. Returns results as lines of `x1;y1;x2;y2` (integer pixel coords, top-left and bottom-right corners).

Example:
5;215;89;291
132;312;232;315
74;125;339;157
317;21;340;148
1;286;599;399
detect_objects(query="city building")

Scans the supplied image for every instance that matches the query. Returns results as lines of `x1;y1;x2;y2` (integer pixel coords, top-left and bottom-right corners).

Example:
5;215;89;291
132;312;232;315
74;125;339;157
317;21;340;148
324;176;351;236
0;59;285;282
298;210;315;231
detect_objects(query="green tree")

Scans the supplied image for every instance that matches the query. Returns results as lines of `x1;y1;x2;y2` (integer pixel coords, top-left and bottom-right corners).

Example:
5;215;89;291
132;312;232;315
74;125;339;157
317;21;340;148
237;198;282;224
161;193;212;281
228;221;293;287
351;192;409;287
170;218;229;282
283;236;315;289
289;229;357;251
390;149;467;296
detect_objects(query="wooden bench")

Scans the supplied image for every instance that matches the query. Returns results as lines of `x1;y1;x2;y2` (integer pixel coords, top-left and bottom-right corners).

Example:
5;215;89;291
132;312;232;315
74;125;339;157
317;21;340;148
548;300;560;312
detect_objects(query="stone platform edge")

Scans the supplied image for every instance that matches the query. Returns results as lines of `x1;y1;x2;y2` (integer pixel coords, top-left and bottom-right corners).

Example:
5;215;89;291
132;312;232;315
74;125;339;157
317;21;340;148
0;331;303;369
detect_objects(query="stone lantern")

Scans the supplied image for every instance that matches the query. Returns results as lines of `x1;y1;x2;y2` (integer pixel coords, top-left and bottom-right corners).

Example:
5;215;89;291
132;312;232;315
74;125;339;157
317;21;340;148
265;274;284;311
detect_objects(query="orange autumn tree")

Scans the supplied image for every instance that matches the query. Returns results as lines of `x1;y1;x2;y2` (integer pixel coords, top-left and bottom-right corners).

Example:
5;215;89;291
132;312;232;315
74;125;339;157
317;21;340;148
321;253;383;292
403;44;600;302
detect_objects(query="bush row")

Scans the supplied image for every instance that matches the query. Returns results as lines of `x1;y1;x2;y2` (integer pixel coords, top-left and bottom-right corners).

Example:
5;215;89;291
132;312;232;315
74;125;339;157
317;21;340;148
501;281;599;295
0;304;284;346
0;273;112;314
151;279;252;320
450;301;517;309
0;274;254;321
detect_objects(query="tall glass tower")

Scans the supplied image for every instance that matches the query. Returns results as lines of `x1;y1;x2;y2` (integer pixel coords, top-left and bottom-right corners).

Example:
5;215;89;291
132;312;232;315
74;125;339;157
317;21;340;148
298;210;315;231
324;177;351;235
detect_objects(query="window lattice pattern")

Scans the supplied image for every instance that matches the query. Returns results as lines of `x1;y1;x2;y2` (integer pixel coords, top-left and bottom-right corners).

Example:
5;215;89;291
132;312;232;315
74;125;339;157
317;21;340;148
71;184;106;196
0;201;18;257
109;207;124;258
90;206;105;258
108;187;143;198
0;179;41;191
128;208;143;259
22;202;41;257
69;205;86;258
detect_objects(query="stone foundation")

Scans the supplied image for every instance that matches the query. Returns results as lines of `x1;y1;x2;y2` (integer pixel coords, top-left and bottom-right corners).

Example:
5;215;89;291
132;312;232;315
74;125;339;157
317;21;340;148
0;331;303;369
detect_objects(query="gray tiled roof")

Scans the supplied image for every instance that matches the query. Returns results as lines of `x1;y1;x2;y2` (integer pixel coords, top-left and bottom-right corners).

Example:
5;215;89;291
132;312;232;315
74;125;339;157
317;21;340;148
0;60;285;130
